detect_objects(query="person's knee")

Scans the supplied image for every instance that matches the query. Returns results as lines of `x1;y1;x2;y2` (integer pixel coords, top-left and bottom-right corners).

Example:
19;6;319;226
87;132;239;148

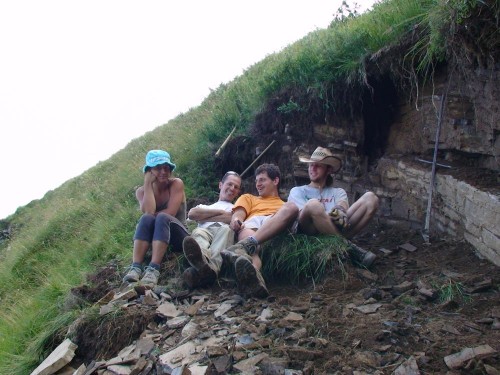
363;192;379;213
281;202;299;219
303;199;324;215
138;213;155;226
156;212;173;225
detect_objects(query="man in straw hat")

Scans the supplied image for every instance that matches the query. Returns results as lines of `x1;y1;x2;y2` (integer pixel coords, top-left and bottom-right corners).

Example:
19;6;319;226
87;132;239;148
288;146;379;267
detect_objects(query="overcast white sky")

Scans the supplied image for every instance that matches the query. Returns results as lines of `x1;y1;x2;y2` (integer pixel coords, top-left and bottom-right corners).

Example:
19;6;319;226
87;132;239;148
0;0;376;219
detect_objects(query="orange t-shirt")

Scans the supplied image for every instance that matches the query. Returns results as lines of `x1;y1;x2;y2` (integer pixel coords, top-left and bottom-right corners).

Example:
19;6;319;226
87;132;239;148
233;194;284;220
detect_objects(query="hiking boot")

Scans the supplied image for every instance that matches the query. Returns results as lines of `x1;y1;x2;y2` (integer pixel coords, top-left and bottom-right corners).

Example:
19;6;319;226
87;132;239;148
141;266;160;285
182;266;217;289
183;236;210;270
123;265;142;283
235;256;269;298
348;243;376;268
220;249;242;267
221;237;256;266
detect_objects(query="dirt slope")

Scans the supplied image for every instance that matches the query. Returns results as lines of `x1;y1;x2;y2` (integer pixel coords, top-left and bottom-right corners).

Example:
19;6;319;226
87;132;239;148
66;222;499;374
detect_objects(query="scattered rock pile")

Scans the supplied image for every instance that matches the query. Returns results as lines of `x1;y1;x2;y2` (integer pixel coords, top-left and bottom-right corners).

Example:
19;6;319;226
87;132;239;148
32;225;500;374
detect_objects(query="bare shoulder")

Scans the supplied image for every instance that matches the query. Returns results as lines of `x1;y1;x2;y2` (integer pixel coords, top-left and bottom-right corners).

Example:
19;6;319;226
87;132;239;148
170;177;184;185
169;178;185;191
135;185;145;198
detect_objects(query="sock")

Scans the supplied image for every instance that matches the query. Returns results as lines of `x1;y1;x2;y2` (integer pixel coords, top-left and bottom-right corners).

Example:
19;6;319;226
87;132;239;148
148;262;161;271
132;262;142;269
248;236;259;245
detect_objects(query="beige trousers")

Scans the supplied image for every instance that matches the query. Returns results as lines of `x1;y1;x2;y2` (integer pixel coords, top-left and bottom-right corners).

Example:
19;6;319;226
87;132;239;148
191;224;236;272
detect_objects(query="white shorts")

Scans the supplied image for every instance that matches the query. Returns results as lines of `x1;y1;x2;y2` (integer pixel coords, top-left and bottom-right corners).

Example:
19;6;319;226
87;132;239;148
243;215;273;230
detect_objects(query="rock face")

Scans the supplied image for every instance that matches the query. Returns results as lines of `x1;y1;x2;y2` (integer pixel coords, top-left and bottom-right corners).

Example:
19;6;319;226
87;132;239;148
226;52;499;267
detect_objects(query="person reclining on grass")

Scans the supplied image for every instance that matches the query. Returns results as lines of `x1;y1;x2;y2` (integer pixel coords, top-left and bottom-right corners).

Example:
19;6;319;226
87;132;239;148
123;149;189;286
221;163;298;298
287;146;379;267
181;171;242;289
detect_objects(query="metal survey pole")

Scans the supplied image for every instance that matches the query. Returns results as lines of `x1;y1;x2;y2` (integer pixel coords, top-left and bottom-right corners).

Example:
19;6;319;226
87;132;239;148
422;93;446;243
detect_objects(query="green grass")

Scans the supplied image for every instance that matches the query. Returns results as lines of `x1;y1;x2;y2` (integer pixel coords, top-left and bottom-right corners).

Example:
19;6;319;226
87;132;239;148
0;0;491;372
262;233;350;284
437;279;471;304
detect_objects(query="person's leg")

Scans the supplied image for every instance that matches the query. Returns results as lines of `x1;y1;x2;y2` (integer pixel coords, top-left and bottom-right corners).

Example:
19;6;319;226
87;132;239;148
207;225;236;272
252;202;298;243
190;227;213;254
232;228;261;269
148;213;189;264
183;226;233;289
124;214;155;282
184;227;217;272
298;199;341;235
132;214;155;264
143;213;189;285
237;202;298;270
345;192;379;238
149;213;173;266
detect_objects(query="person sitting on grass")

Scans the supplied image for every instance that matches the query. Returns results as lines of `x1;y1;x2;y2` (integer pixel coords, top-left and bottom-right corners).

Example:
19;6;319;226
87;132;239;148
123;149;189;286
221;163;298;298
182;171;242;289
287;146;379;267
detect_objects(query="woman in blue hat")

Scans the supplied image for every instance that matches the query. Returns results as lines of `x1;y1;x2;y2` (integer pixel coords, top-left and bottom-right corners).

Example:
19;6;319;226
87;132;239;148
123;149;188;285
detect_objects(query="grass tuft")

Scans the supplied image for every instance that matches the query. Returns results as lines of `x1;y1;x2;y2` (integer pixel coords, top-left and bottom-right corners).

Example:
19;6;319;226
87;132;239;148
261;233;350;284
437;278;471;304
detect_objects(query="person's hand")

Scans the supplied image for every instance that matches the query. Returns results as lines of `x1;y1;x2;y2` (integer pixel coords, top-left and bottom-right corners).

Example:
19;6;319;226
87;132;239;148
329;206;349;230
144;170;156;185
230;218;244;232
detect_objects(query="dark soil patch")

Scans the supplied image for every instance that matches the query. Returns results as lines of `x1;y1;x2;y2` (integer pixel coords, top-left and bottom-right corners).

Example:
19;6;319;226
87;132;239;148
70;306;157;363
70;264;121;304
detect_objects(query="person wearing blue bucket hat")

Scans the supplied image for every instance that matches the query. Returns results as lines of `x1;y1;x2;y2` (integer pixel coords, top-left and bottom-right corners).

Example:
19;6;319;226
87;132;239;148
142;149;176;173
123;149;188;286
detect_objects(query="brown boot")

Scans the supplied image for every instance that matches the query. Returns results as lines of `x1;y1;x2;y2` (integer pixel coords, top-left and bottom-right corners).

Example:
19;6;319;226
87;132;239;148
183;236;213;271
348;243;376;268
221;239;253;268
235;256;269;298
182;266;216;289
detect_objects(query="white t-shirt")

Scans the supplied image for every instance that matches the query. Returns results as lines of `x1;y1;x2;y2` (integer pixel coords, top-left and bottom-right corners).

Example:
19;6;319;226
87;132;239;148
195;200;234;229
288;185;348;212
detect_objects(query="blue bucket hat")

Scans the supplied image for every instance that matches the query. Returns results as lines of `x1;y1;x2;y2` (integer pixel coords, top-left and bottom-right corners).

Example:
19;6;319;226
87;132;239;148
143;150;176;173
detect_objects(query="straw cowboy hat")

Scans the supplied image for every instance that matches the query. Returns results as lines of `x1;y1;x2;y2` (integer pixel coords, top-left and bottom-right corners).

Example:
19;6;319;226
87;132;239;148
299;146;342;173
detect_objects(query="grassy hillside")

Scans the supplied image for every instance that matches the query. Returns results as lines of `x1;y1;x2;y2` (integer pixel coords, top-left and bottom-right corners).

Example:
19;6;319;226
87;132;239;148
0;0;496;373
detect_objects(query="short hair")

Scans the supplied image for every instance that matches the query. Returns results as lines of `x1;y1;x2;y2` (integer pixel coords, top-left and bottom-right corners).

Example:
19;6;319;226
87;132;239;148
255;163;281;180
221;171;241;183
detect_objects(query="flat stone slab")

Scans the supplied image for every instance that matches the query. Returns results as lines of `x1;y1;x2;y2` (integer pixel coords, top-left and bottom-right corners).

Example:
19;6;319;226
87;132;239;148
30;338;77;375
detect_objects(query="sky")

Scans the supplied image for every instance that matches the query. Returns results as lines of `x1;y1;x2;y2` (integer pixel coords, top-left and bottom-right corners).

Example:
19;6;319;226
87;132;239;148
0;1;376;219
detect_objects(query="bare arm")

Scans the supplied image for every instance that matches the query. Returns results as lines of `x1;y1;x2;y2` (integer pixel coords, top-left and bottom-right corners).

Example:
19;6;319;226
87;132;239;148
188;207;233;224
137;171;156;214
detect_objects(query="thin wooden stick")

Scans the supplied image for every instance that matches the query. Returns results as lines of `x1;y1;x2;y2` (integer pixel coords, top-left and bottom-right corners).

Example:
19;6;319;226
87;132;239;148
240;140;276;177
215;126;236;157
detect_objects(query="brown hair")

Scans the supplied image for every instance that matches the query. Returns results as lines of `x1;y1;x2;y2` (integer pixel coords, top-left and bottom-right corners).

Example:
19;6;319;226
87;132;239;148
255;163;281;180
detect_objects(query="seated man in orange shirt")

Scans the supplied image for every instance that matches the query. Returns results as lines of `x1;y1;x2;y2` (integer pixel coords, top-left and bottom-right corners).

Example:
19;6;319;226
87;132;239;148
222;163;298;298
